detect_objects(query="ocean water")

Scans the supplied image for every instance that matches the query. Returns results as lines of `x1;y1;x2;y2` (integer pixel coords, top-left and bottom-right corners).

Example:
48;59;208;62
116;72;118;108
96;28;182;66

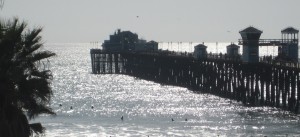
30;43;300;137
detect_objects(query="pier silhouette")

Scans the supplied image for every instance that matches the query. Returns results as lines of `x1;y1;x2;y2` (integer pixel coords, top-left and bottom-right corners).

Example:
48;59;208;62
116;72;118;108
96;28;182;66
91;27;300;114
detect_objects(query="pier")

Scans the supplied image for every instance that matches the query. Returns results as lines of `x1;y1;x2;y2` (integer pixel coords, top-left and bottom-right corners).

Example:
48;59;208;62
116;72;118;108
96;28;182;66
91;27;300;114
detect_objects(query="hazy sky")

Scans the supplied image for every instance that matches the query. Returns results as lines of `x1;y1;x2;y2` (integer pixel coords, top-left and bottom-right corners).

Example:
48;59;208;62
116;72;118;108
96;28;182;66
1;0;299;43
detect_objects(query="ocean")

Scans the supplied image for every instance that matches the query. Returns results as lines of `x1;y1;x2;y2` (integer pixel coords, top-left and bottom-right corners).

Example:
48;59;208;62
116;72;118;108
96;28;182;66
30;43;300;137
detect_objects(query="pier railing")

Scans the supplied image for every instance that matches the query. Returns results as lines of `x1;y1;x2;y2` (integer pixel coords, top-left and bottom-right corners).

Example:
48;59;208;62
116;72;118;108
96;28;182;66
238;39;298;46
259;56;300;69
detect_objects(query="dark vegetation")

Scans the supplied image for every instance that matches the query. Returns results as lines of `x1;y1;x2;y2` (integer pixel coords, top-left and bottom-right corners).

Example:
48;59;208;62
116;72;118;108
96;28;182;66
0;18;56;137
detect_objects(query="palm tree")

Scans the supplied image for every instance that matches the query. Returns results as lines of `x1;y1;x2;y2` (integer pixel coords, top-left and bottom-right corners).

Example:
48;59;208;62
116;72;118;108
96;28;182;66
0;18;56;136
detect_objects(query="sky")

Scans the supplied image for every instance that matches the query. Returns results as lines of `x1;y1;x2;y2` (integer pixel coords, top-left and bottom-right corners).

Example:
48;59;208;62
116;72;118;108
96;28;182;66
0;0;299;43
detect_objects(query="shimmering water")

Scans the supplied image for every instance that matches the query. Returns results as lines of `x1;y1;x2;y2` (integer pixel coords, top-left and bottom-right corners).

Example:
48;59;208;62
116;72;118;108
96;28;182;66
31;43;300;137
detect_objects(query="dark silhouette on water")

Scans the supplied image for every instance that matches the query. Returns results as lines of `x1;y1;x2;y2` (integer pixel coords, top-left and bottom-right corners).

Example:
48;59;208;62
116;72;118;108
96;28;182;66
91;106;94;109
59;104;62;107
70;106;73;109
90;27;300;114
121;116;124;121
171;118;174;122
185;118;188;121
100;29;158;53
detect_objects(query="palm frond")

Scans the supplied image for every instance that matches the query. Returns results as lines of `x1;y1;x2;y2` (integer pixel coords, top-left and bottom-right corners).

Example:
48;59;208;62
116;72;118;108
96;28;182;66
5;18;26;43
29;50;56;63
24;27;43;48
13;43;43;66
27;103;55;119
29;123;45;135
30;69;53;80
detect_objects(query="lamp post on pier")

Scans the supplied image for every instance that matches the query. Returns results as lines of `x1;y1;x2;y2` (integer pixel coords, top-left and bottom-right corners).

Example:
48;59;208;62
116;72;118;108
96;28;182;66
216;42;218;54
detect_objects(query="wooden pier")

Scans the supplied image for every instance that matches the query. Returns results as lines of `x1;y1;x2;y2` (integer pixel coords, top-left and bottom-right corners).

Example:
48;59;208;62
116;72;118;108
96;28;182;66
91;27;300;114
91;49;300;114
